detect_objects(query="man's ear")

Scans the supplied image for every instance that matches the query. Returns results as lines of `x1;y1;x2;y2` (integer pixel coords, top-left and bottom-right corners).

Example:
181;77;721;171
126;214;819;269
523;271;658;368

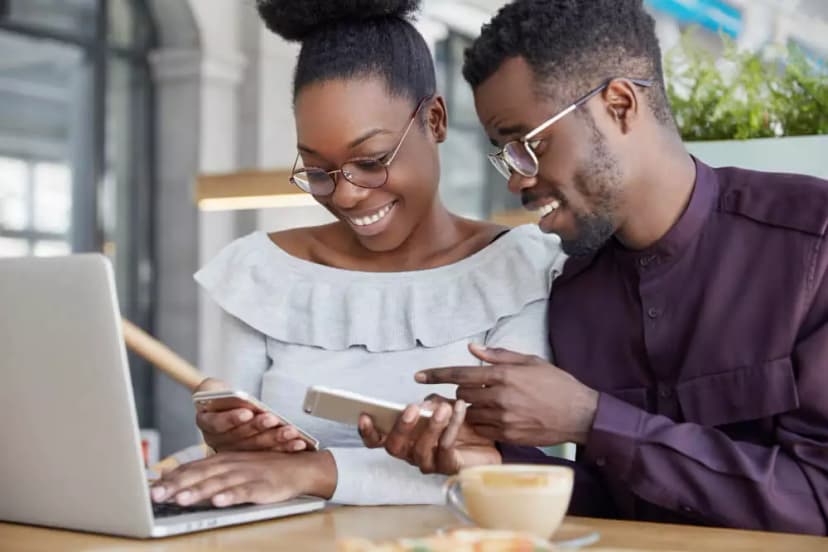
603;79;640;134
427;95;449;144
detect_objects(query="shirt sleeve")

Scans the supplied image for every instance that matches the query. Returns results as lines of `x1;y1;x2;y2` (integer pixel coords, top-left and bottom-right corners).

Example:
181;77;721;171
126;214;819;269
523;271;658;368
327;447;447;505
483;298;551;359
582;264;828;536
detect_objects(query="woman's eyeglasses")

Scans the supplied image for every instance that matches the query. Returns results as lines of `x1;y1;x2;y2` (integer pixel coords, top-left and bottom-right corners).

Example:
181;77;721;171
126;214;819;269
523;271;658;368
488;78;654;180
290;96;432;197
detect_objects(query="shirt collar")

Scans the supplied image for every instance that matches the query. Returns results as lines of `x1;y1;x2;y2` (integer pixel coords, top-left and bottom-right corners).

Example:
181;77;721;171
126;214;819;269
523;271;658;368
612;156;718;266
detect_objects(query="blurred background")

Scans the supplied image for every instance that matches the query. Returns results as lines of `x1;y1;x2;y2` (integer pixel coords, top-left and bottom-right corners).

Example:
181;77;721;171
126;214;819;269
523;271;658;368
1;0;826;455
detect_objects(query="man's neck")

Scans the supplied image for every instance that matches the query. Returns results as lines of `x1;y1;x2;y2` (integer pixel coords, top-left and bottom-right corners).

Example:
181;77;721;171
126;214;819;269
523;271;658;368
615;134;697;251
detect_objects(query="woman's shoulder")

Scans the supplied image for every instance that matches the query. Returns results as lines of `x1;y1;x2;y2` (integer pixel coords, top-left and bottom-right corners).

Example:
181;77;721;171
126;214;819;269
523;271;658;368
267;223;341;262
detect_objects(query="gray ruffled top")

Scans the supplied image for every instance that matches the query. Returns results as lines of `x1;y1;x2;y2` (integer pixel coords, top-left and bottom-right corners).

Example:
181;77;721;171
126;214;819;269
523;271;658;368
195;224;567;505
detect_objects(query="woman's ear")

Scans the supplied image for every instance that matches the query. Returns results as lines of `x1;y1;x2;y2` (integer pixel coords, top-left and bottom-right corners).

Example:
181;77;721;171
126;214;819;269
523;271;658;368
427;95;449;144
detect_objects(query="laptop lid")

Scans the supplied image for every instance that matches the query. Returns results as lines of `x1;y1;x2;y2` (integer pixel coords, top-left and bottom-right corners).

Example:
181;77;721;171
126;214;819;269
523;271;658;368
0;254;155;537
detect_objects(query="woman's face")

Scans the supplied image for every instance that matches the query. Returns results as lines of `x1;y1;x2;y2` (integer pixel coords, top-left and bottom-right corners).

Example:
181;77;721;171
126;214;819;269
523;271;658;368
293;77;446;252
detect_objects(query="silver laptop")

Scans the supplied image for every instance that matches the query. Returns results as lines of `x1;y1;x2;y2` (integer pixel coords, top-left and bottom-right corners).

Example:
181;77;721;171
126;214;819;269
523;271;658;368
0;254;325;538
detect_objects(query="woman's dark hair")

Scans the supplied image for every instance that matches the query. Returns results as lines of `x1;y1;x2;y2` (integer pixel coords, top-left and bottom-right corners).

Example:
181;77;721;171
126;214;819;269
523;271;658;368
256;0;436;106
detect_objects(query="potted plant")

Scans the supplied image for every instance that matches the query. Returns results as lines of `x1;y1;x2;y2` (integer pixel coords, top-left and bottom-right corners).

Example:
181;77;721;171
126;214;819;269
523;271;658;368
665;34;828;179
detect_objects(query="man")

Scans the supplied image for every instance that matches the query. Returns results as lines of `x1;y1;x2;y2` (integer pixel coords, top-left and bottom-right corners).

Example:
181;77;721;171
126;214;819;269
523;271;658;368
359;0;828;536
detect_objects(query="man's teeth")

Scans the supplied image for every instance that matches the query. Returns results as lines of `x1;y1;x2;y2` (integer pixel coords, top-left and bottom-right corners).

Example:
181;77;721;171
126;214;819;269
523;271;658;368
349;203;394;227
538;200;561;218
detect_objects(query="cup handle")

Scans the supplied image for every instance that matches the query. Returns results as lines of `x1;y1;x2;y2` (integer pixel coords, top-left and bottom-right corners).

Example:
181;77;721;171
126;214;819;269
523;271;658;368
443;476;474;526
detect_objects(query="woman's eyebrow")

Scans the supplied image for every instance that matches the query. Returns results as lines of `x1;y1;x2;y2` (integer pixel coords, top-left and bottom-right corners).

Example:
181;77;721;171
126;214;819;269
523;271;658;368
297;128;393;155
347;128;392;149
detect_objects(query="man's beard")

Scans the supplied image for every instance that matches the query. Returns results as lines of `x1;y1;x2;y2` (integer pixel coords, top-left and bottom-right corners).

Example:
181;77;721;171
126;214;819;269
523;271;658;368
560;125;623;257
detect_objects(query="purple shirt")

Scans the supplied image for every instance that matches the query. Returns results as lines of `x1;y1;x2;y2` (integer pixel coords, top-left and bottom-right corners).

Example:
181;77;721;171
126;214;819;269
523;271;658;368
502;158;828;535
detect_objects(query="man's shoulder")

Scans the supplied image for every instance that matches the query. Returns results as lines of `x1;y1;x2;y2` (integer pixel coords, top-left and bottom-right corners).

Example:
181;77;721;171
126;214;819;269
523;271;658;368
715;165;828;237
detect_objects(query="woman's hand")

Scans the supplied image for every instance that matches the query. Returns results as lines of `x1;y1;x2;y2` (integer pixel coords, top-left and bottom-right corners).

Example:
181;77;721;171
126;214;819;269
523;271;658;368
150;450;337;507
195;378;309;453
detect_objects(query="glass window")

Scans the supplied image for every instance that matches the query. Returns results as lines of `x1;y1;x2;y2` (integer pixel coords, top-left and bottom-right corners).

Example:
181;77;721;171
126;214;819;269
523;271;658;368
33;161;71;233
108;0;152;49
32;239;70;256
0;156;28;231
3;0;97;38
1;0;156;426
0;236;28;257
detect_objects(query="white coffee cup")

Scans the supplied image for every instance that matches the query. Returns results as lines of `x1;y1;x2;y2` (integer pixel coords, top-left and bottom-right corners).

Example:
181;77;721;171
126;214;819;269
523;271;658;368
444;464;574;539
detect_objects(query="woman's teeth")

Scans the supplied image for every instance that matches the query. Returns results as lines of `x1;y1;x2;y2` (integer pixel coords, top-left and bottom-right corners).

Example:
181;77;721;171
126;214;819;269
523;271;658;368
348;203;395;227
538;200;561;219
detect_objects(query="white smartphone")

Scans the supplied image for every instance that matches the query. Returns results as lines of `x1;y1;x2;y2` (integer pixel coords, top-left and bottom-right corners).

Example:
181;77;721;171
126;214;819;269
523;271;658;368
192;389;320;451
303;385;433;435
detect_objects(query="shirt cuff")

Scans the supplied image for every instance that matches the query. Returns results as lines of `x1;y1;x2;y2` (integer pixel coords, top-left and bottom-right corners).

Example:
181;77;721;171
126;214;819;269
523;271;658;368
582;392;645;480
497;443;551;463
326;447;446;505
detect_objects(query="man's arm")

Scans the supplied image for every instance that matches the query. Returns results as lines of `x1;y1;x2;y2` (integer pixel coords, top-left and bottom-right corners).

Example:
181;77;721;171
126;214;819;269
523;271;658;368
576;263;828;535
580;385;828;534
417;334;828;534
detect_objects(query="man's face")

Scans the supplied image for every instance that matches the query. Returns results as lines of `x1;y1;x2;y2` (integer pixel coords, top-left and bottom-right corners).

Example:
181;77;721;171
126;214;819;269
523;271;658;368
474;57;627;257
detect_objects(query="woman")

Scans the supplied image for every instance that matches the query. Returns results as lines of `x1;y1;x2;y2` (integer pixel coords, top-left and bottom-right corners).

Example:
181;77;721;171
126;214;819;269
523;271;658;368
150;0;566;508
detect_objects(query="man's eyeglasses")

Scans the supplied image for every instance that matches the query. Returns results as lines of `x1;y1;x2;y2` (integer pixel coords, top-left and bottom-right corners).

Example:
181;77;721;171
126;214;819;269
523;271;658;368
488;78;654;180
290;96;432;197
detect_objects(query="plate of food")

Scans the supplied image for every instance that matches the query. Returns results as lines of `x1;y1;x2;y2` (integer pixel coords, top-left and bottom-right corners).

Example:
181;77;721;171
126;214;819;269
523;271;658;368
338;528;565;551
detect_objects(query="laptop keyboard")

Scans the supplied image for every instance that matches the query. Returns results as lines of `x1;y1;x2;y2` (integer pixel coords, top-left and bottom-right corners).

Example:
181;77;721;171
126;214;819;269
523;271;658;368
152;501;225;518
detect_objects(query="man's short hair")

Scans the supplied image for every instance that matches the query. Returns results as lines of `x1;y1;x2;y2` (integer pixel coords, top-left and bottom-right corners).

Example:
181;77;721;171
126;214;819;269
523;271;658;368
463;0;674;126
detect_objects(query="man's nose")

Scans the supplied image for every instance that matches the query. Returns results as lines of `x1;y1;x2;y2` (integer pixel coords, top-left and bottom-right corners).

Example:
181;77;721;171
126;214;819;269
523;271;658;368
507;170;537;195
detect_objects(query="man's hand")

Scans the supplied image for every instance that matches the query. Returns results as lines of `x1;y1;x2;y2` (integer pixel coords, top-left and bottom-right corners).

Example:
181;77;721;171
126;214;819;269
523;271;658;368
359;396;502;475
194;378;309;453
415;344;599;446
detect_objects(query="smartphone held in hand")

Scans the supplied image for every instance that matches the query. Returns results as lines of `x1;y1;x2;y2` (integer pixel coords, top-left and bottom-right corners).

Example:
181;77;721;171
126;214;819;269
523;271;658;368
303;386;433;435
192;389;320;451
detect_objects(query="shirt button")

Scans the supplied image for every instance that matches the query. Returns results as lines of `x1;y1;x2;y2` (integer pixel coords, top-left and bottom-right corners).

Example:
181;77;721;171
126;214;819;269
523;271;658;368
658;386;673;399
680;505;694;514
647;307;660;319
638;255;657;267
595;457;607;467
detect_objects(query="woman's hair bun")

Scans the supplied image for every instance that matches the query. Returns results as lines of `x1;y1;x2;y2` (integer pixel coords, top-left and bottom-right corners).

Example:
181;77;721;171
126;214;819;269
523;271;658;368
256;0;422;42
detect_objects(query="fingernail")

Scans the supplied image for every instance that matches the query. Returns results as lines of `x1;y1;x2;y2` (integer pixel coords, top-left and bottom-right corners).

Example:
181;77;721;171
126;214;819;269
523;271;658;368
237;410;253;422
176;491;192;505
292;440;306;451
435;406;450;423
414;372;426;383
261;415;279;428
402;406;417;423
470;343;486;351
214;493;230;507
151;486;166;501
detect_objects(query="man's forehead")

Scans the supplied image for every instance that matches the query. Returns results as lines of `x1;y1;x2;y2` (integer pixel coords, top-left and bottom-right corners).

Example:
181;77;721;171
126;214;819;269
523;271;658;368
472;57;566;142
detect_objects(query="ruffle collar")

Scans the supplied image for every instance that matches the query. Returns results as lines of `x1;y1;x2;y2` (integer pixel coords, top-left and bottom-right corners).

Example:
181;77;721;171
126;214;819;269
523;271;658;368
195;225;565;352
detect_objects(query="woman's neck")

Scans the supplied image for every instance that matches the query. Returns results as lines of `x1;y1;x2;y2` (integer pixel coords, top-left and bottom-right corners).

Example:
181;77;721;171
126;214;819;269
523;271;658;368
340;200;470;272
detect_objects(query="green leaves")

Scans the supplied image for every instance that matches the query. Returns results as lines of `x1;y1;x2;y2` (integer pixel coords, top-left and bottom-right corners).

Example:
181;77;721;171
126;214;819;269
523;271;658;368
665;31;828;141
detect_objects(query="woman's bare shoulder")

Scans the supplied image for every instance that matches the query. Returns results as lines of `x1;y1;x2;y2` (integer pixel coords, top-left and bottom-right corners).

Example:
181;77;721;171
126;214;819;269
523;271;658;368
267;224;341;261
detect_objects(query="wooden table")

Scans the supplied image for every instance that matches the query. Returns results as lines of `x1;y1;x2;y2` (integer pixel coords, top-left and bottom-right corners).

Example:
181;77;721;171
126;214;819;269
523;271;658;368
1;505;825;551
